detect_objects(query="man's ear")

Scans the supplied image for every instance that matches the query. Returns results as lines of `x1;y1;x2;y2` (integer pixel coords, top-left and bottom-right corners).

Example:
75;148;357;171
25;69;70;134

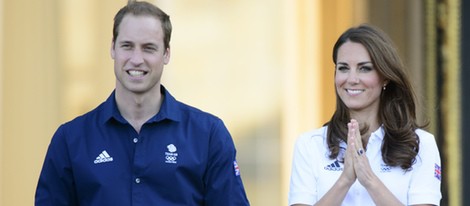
110;41;116;59
163;47;171;65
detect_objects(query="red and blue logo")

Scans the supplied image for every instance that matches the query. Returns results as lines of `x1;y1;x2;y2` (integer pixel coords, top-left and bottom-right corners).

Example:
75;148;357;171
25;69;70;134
233;160;240;176
434;163;441;181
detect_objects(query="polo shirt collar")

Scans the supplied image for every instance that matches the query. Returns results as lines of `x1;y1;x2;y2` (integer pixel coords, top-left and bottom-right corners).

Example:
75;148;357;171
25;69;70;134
370;125;385;142
101;85;181;125
148;85;181;123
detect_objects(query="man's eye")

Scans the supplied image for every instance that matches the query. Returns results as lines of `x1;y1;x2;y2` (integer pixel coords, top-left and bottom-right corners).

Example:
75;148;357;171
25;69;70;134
121;44;132;49
144;47;157;52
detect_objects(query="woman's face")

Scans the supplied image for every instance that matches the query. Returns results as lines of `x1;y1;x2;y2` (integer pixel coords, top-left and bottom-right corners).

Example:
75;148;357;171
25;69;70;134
335;41;387;114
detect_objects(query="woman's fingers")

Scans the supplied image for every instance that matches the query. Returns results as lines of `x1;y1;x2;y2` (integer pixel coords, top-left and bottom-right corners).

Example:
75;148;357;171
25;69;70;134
350;119;361;145
349;119;363;156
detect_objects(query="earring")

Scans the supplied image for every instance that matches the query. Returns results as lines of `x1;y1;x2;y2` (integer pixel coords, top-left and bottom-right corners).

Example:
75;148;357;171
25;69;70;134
383;84;387;91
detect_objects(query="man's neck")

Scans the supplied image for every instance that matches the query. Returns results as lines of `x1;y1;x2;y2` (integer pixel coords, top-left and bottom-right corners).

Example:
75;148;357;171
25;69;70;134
115;88;163;133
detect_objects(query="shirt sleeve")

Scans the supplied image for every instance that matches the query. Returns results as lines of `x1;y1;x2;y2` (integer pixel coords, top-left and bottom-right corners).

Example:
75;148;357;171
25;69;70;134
408;131;442;205
289;134;317;205
35;125;79;206
204;119;250;206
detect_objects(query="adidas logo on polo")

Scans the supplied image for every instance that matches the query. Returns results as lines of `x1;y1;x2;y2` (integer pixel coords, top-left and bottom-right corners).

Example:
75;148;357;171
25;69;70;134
94;150;114;164
324;160;343;171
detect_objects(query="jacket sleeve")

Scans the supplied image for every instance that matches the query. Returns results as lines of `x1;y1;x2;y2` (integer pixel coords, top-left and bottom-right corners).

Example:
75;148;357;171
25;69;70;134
203;119;250;206
35;125;79;206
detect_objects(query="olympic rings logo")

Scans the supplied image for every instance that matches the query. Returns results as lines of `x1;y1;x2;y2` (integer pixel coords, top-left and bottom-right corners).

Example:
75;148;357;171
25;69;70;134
166;156;177;161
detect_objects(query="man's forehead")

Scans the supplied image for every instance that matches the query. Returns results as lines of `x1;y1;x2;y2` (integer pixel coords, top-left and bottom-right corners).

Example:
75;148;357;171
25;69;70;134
117;15;163;41
121;14;162;26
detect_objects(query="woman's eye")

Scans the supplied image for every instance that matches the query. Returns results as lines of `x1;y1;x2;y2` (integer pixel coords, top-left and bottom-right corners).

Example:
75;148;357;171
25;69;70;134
360;66;373;72
337;66;348;72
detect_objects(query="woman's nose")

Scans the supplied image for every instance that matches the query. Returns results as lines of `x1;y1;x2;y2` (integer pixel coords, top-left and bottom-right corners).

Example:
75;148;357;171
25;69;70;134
347;71;360;84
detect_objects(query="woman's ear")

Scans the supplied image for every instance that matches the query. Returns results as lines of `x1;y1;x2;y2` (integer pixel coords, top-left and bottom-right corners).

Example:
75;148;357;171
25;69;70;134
384;79;390;86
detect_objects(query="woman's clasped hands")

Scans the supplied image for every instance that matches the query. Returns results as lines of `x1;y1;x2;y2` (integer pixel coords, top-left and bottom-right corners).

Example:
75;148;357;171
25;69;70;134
342;119;376;189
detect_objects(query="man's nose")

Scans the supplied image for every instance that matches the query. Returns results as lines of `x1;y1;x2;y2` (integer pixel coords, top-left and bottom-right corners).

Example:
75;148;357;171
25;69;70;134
130;49;144;65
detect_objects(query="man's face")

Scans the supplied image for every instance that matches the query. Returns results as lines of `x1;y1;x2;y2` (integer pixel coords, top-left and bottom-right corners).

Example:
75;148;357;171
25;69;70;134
111;14;170;95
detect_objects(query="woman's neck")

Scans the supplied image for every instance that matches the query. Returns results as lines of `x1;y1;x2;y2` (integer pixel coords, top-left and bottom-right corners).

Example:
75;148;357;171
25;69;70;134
350;111;381;146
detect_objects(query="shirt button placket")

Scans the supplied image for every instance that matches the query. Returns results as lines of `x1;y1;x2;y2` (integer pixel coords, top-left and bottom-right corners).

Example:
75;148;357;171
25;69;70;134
132;137;140;184
132;134;144;205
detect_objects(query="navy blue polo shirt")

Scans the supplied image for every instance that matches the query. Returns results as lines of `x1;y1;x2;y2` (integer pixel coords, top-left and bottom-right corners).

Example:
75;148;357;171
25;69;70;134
35;86;250;206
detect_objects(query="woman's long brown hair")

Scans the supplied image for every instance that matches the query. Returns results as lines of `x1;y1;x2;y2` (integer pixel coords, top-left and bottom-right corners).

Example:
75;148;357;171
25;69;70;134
326;24;423;170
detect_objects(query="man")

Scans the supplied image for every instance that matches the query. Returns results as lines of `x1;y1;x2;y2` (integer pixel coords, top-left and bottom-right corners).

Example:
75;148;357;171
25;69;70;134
35;1;250;205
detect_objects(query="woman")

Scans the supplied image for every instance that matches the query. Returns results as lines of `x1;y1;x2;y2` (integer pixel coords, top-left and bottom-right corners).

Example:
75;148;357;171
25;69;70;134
288;24;441;206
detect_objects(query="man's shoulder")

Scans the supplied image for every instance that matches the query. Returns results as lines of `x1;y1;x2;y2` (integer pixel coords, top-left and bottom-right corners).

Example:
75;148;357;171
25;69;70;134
173;100;222;123
162;87;221;123
60;101;107;128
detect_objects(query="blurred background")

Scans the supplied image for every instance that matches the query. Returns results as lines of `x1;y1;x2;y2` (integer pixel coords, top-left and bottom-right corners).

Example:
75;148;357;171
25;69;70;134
0;0;468;205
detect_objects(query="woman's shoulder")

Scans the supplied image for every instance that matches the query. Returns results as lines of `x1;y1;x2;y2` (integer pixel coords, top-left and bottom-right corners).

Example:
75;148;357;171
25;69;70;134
415;128;438;147
294;126;330;156
297;126;328;143
415;128;435;140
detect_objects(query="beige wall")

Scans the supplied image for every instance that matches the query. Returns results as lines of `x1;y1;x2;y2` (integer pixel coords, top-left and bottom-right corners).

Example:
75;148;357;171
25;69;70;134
0;0;360;205
1;0;61;205
0;0;3;202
